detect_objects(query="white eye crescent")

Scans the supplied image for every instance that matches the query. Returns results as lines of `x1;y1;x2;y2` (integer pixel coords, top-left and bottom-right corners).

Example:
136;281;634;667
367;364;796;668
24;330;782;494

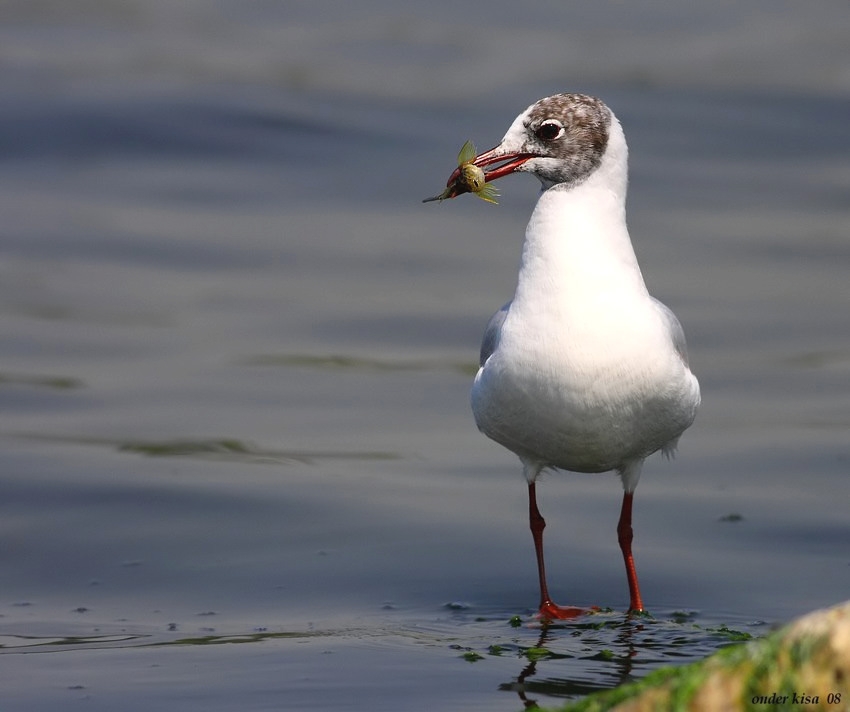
535;120;564;141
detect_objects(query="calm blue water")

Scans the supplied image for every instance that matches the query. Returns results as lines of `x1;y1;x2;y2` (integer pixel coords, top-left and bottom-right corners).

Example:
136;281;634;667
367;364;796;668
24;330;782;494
1;3;848;710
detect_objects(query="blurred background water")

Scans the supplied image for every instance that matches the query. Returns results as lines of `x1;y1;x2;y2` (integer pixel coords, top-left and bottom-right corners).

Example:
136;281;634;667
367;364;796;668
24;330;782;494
0;2;848;710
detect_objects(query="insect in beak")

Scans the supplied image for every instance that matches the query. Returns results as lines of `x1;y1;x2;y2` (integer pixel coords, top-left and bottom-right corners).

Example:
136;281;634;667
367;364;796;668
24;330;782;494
423;140;534;204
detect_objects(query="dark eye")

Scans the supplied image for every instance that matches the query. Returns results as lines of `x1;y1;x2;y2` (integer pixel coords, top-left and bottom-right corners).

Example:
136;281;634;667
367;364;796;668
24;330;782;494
535;120;564;141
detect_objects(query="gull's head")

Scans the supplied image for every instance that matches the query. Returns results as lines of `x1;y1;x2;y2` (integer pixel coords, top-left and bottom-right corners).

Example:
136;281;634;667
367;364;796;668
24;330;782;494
442;93;625;197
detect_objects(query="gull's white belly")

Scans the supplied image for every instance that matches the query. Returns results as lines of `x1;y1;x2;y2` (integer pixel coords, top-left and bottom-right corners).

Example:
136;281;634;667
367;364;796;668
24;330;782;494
471;333;698;473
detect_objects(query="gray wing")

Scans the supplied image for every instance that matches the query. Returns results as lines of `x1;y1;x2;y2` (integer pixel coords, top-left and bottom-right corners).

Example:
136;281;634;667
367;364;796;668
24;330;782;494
479;301;511;367
652;297;690;366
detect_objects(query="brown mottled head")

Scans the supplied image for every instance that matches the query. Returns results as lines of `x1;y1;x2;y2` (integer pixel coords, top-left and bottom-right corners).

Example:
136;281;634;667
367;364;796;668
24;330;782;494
519;94;611;187
435;94;616;200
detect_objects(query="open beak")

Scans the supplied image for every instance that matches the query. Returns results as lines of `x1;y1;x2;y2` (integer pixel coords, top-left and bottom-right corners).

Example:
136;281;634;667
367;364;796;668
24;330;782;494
424;145;536;202
449;145;535;191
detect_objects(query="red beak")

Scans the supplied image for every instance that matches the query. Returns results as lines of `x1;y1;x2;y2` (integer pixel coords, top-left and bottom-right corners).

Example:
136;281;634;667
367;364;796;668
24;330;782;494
443;146;536;198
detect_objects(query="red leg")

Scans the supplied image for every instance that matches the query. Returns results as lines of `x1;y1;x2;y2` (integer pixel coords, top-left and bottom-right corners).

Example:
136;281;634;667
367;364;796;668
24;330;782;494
528;482;586;620
617;491;645;613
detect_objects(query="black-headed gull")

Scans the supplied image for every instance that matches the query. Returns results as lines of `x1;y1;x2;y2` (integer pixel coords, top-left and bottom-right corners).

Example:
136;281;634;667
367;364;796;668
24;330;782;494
430;94;700;618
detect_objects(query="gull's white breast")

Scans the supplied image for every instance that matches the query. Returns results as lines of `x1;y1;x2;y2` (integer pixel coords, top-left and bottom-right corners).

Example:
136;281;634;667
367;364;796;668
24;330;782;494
472;294;698;473
470;169;699;474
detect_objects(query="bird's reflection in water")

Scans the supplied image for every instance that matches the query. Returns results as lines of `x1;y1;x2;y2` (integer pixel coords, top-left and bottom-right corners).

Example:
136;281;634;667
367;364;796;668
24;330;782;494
499;614;648;709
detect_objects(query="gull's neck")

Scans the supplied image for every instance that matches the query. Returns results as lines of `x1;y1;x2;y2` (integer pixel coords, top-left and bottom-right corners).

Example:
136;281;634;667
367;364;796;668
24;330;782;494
512;119;648;316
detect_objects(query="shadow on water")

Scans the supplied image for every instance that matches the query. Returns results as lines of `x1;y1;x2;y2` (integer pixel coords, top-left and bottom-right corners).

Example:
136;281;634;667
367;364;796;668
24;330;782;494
239;351;478;376
13;432;402;466
0;372;86;390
